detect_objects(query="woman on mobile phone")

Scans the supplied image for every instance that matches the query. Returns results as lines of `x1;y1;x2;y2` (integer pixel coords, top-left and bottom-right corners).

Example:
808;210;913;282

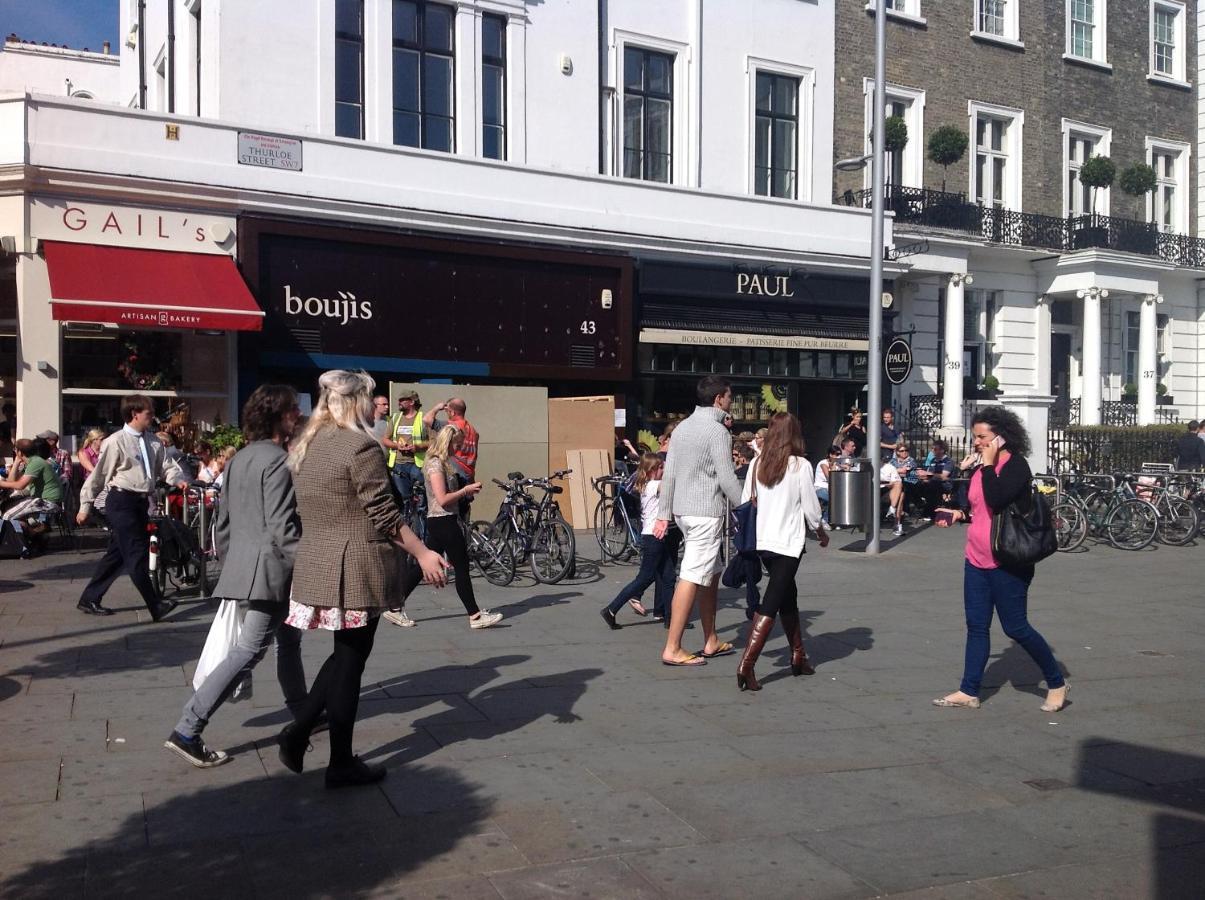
932;407;1068;713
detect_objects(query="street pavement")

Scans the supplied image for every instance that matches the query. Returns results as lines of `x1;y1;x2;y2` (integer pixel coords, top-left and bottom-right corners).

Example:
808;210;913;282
1;523;1204;899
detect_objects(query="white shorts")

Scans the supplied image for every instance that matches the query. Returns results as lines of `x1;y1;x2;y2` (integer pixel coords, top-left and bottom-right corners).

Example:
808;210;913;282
674;515;726;587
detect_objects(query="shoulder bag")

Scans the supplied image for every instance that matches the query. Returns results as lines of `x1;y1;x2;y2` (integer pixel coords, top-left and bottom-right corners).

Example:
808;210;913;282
731;461;759;554
990;482;1058;568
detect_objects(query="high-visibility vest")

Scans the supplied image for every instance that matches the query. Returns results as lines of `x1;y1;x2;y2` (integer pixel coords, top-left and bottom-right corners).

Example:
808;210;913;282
387;412;425;468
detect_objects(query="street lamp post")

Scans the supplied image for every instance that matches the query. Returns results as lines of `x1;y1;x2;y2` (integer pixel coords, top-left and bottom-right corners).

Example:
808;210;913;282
865;1;887;555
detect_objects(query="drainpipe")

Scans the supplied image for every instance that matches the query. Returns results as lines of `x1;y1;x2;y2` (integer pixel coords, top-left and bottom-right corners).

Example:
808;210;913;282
597;0;607;175
167;0;176;113
137;0;147;108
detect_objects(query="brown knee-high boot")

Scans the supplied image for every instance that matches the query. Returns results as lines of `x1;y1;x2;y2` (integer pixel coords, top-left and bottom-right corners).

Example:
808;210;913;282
737;613;775;692
779;609;814;676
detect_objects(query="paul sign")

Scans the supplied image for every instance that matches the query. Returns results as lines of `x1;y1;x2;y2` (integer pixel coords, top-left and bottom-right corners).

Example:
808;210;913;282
885;337;913;385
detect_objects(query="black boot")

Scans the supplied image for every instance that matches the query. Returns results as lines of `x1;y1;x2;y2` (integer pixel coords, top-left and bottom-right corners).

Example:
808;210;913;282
779;609;814;676
736;614;775;692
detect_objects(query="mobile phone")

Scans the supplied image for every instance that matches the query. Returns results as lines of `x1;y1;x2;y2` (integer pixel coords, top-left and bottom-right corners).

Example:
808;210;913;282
934;510;955;526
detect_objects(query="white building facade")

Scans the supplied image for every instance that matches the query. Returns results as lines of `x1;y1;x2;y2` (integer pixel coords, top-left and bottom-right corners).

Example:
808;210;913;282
3;0;890;456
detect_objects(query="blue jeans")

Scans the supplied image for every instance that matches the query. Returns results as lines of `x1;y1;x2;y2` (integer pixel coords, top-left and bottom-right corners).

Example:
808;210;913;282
391;461;423;507
960;560;1064;697
815;487;830;523
608;533;676;616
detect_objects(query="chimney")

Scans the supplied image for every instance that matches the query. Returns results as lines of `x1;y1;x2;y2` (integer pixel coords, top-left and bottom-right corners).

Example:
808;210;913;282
102;40;110;54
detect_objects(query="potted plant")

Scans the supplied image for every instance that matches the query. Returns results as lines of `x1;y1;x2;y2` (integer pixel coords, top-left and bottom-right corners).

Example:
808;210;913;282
1121;382;1138;402
982;374;1000;398
925;125;974;229
1073;155;1116;249
1156;382;1172;405
1119;162;1159;253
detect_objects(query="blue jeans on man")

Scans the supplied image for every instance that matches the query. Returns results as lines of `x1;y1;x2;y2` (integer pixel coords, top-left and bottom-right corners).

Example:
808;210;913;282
391;461;423;508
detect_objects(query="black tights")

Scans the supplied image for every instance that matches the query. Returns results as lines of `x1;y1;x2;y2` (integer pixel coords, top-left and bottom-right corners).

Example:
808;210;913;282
400;515;479;616
295;617;380;767
756;552;801;619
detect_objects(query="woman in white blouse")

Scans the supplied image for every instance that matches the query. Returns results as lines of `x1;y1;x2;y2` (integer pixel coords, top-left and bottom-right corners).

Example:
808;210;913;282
736;413;829;692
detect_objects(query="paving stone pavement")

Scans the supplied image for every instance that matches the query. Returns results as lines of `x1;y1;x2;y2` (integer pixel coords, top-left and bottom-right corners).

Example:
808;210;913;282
1;524;1203;899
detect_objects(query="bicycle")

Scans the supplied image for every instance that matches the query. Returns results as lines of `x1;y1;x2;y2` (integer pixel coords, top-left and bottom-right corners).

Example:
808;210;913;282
1060;473;1159;551
489;470;576;583
150;483;212;598
1130;473;1199;546
1035;475;1088;552
592;472;641;562
464;517;516;586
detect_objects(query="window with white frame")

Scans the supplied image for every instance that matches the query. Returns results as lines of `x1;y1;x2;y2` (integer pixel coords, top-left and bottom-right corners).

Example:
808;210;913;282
1062;121;1110;217
968;110;1017;207
975;0;1019;41
1146;139;1188;233
1124;310;1170;387
964;289;999;382
335;0;364;139
1150;1;1186;81
1066;0;1107;65
877;0;921;15
481;13;507;160
864;82;925;190
623;47;674;183
754;72;799;199
392;1;456;152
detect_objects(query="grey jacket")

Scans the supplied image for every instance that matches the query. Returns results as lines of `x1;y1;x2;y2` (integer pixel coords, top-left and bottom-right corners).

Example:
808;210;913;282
211;440;301;604
659;406;743;519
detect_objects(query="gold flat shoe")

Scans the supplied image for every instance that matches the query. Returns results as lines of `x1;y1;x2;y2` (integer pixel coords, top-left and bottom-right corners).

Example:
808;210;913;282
932;695;981;709
1040;683;1070;713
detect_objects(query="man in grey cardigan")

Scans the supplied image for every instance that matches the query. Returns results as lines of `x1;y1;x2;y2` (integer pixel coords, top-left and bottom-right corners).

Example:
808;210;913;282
654;375;743;666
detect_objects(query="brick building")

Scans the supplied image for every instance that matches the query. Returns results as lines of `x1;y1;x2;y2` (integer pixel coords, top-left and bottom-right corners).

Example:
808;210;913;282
836;0;1204;460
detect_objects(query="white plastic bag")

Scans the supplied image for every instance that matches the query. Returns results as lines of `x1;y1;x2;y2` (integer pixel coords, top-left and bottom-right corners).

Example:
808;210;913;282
192;599;245;691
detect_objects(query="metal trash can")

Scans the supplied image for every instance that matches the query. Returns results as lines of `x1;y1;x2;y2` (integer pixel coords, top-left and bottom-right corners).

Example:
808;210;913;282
828;463;874;528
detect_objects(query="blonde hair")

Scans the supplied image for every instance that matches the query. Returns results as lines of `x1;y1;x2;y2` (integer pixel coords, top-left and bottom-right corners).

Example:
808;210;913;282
288;369;375;472
219;445;238;462
83;428;104;448
426;423;463;482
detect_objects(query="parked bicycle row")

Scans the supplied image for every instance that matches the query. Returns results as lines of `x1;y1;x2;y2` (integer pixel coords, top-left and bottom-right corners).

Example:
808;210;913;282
1043;468;1205;552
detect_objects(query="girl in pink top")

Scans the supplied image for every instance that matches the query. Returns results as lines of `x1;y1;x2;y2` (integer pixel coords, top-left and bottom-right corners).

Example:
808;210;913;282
931;407;1067;713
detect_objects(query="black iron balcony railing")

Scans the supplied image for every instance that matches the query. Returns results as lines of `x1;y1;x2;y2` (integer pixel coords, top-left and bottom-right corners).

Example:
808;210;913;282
843;185;1205;267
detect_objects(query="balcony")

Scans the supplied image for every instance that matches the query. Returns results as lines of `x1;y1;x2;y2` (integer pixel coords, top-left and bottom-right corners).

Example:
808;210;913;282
844;185;1205;268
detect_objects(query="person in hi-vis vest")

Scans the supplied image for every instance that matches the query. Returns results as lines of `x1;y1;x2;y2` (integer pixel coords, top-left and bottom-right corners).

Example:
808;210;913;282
383;390;428;507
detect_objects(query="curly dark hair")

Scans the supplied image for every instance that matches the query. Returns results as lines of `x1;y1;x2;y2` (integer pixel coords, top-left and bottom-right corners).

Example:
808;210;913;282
242;384;300;443
971;405;1031;456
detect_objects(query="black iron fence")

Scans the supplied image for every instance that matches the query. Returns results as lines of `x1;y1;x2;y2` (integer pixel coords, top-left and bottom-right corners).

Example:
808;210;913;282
847;186;1205;267
1047;426;1182;474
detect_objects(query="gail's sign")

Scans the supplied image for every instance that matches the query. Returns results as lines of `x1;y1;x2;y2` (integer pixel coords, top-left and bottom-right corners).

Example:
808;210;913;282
30;199;235;255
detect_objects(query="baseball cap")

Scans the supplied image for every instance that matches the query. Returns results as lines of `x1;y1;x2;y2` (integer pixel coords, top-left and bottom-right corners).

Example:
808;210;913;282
397;389;420;401
37;429;59;440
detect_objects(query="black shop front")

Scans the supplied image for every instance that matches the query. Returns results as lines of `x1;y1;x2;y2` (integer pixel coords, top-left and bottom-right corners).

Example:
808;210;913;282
635;260;888;457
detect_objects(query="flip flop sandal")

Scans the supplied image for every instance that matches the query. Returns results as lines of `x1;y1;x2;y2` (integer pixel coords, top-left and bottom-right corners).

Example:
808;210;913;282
662;655;707;667
627;598;649;616
700;642;735;658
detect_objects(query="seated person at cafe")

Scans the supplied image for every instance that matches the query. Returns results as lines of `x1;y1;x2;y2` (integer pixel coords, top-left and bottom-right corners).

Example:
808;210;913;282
892;442;921;518
0;438;65;557
814;445;839;525
916;439;956;518
879;457;905;536
835;437;861;471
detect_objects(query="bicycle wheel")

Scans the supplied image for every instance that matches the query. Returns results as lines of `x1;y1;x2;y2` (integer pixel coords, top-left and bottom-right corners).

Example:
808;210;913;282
469;520;516;586
593;497;629;561
530;518;575;583
1105;499;1158;551
1156;495;1199;546
1051;502;1088;551
1078;489;1110;537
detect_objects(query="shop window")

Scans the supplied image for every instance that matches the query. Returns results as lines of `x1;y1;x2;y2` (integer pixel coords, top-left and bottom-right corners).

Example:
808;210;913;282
335;0;365;139
392;0;456;152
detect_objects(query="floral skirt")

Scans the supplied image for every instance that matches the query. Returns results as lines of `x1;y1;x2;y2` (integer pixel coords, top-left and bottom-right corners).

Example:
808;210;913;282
285;600;374;631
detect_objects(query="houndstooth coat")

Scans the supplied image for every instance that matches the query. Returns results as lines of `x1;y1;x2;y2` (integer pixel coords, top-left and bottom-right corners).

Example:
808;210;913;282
291;426;404;611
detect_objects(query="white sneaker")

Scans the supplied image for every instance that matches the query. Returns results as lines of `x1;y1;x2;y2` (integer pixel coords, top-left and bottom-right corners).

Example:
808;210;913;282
383;609;416;628
470;610;503;630
893;523;904;537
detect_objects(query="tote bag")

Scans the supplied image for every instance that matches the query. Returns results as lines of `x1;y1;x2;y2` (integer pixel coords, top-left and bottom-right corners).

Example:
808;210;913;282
731;461;759;554
192;599;245;691
991;485;1058;568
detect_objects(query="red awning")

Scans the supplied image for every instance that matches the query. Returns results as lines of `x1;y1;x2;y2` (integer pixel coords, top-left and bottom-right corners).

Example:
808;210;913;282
45;241;264;332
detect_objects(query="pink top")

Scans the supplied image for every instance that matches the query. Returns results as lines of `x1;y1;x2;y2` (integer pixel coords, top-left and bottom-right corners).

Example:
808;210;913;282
965;454;1009;569
82;446;100;468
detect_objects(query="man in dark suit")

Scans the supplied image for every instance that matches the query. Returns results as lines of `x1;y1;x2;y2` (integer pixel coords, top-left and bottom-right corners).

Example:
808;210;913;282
164;385;304;768
1176;421;1204;471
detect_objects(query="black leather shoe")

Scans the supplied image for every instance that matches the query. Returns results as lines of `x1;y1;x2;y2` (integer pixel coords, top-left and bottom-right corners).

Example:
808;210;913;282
325;756;386;789
277;723;309;774
149;597;179;623
77;599;115;616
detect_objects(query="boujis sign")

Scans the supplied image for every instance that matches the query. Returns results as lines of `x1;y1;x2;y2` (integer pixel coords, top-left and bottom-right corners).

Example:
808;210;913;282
884;337;913;385
237;132;303;171
283;285;373;325
30;199;235;255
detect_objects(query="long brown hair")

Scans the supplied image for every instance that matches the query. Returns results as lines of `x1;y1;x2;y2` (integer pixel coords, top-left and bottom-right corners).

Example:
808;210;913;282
633;452;662;492
757;413;806;488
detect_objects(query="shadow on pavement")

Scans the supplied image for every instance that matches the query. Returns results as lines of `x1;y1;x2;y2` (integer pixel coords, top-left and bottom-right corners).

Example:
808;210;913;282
978;642;1072;702
495;591;580;620
1076;740;1205;898
0;763;494;898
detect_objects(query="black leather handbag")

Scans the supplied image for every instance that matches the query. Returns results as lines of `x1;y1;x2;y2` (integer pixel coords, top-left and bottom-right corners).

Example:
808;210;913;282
991;484;1058;568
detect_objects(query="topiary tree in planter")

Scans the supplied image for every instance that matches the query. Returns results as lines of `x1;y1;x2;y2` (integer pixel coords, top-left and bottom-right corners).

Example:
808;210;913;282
927;125;969;192
1078;155;1116;214
982;374;1000;396
883;116;909;155
1118;162;1159;252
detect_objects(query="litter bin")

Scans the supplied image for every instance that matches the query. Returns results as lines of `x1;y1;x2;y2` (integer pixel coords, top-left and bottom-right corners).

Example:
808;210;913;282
828;464;874;528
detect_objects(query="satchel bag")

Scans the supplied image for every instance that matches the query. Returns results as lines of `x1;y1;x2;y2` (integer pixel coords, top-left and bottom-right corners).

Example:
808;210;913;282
731;461;759;554
991;484;1058;568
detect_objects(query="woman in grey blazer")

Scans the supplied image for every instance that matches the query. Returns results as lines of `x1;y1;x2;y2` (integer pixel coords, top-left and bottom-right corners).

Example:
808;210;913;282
278;370;447;789
164;384;306;768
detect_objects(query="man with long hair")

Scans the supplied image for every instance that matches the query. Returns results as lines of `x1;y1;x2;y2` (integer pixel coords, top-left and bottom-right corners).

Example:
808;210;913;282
654;375;744;666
